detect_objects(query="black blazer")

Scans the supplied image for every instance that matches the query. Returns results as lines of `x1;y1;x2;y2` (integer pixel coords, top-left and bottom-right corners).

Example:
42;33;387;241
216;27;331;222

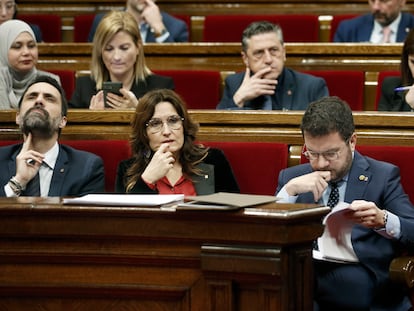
377;76;413;111
69;75;174;108
115;148;240;195
0;143;105;197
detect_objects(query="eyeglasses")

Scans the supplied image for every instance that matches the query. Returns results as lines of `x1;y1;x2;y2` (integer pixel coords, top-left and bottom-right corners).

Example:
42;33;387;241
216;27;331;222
302;145;342;161
145;115;184;133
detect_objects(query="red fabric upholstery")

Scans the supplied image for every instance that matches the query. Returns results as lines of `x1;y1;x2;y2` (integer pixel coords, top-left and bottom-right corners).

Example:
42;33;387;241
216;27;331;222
203;14;319;42
18;14;62;42
375;70;400;110
303;70;365;111
154;70;221;109
48;69;76;101
61;140;131;192
300;145;414;202
73;14;95;42
329;14;358;41
201;141;289;195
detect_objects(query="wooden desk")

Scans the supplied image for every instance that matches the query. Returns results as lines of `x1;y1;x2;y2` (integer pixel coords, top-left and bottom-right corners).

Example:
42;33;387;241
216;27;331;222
0;197;327;310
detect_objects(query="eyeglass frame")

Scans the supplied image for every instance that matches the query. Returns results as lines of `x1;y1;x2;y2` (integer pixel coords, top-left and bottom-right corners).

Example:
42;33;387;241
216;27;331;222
145;115;184;133
302;139;350;161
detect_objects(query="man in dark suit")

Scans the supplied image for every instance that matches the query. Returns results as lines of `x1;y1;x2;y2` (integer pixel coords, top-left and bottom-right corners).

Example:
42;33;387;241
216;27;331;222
334;0;414;43
87;0;188;43
216;21;328;110
0;75;105;197
276;96;414;310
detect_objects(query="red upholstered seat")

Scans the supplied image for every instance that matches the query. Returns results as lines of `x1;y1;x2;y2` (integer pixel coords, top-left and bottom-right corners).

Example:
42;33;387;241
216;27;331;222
18;14;62;42
329;14;359;41
48;69;76;101
73;14;95;42
303;70;365;111
375;70;400;110
154;70;221;109
203;14;319;42
62;140;131;193
201;141;289;195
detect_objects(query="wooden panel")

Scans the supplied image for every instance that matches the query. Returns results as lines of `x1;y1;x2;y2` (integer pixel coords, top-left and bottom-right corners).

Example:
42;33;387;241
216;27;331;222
0;197;328;310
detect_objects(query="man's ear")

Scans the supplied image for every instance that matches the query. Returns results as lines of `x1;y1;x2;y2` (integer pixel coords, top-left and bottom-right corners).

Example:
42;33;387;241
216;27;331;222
15;112;20;125
59;116;67;129
241;52;249;67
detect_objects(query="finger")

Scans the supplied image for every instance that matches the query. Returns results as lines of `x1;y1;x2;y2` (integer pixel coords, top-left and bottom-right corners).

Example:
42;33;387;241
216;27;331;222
21;132;33;152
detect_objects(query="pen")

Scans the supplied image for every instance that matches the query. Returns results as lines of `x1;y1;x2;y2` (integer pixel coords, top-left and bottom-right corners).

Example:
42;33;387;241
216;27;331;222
394;86;412;92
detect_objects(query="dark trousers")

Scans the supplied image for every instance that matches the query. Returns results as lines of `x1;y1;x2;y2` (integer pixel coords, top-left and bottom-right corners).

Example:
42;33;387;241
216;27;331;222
313;259;375;311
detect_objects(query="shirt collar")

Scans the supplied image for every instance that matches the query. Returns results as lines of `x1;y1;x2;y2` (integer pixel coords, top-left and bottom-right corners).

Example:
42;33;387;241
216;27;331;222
43;141;59;170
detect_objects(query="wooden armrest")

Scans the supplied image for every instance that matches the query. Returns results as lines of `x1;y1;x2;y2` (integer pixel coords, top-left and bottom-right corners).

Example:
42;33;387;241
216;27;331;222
389;256;414;288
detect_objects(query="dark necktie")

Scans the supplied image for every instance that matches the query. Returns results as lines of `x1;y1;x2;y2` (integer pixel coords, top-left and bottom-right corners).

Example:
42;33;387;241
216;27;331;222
327;182;339;208
22;173;40;196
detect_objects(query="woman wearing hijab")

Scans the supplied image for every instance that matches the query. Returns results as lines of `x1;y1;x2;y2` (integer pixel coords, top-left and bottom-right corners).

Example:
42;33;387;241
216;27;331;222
0;19;59;109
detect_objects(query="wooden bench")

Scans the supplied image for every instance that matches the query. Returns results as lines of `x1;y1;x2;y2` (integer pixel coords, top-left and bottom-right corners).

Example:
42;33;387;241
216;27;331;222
36;43;403;110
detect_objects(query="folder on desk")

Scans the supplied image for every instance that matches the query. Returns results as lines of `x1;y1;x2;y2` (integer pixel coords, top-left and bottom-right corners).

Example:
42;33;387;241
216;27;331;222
176;192;279;210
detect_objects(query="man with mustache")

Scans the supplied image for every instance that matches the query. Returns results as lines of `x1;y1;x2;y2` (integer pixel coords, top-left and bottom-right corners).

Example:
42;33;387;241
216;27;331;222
216;21;329;110
0;75;105;197
87;0;188;43
334;0;414;43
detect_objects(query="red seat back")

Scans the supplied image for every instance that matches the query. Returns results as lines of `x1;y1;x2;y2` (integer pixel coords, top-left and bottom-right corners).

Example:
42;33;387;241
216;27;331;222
18;14;62;42
201;141;288;195
61;140;131;193
329;14;358;41
375;70;400;110
73;14;96;42
203;14;319;42
303;70;365;110
154;70;221;109
48;69;76;101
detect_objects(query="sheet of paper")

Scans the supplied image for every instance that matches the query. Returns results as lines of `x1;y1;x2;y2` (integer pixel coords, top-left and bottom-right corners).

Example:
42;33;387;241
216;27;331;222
63;194;184;206
317;201;358;263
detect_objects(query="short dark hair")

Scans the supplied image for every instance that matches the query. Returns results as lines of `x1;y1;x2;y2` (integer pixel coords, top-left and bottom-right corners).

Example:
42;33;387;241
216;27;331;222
241;21;284;52
18;75;68;117
300;96;355;142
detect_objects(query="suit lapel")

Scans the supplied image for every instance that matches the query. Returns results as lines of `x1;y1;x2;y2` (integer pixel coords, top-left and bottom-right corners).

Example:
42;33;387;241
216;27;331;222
192;163;215;195
345;151;372;202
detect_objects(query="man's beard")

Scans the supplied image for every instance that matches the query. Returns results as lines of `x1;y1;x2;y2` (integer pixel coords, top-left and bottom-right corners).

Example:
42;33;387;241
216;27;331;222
20;107;60;138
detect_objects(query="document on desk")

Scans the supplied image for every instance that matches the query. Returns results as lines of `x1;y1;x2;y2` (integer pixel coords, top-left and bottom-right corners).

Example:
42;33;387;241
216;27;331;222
63;194;184;206
176;192;279;210
316;201;358;263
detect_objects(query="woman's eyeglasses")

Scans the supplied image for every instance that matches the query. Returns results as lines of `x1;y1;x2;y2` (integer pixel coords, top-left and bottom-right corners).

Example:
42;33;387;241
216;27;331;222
146;115;184;133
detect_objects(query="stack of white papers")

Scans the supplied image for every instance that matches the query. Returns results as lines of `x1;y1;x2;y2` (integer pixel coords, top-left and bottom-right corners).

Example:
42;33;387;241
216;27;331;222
63;194;184;206
314;202;358;263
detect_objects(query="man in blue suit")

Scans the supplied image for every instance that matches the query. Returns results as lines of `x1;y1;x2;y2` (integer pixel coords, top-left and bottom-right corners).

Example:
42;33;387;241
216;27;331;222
276;96;414;310
0;75;105;197
334;0;414;43
217;21;328;110
87;0;188;43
